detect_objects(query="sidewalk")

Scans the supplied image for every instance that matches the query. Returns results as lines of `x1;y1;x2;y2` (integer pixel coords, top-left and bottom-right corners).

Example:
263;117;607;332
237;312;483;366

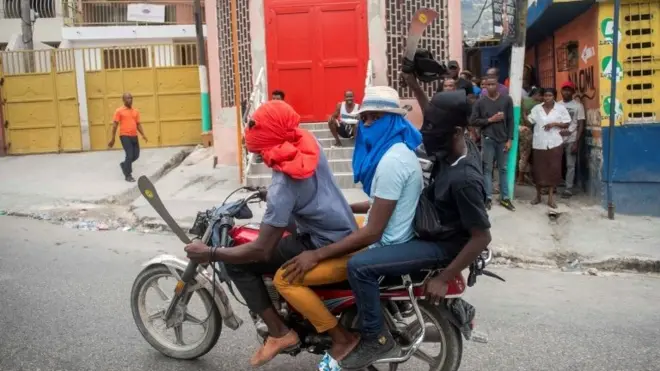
1;149;658;272
488;186;660;271
0;147;192;213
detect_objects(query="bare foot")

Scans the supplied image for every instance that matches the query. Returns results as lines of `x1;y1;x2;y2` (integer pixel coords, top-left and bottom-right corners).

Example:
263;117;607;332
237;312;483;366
333;140;343;147
548;200;557;209
531;197;542;205
329;333;360;361
250;330;300;367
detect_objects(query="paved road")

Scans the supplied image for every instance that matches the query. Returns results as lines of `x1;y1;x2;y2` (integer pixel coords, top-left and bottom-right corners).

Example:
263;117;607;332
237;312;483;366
1;217;659;371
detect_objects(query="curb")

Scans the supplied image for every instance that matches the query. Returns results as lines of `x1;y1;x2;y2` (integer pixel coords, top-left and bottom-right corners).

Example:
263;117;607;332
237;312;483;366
582;257;660;273
101;147;195;205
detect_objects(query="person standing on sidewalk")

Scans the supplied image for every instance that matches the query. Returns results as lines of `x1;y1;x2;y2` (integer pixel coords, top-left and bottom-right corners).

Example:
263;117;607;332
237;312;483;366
470;77;515;211
556;81;586;198
108;93;148;182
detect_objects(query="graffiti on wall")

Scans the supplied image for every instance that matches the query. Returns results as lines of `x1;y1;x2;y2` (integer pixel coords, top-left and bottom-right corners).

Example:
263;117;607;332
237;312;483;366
568;65;596;100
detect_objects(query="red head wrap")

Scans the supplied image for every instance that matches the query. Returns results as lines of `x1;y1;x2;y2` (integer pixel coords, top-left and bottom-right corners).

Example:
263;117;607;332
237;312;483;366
245;101;320;179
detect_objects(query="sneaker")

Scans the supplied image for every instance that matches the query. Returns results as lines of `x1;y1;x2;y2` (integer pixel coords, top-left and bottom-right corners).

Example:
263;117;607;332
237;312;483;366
339;332;400;370
318;352;341;371
485;199;492;210
125;175;136;182
500;198;516;211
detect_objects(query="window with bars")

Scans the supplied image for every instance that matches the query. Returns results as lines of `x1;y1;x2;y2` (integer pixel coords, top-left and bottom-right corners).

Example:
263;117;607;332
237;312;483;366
620;1;658;123
537;39;555;89
103;48;149;69
556;41;579;72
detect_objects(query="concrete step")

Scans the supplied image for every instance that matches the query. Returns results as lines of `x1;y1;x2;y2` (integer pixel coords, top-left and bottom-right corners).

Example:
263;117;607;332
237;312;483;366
250;158;353;175
300;122;329;131
246;172;360;189
309;129;335;139
323;146;354;160
319;137;355;148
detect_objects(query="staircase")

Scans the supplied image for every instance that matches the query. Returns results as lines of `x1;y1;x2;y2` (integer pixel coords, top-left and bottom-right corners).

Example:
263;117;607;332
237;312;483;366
242;60;373;189
245;122;360;189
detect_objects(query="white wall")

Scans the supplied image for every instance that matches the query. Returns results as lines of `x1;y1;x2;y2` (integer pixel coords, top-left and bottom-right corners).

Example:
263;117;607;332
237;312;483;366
0;18;64;44
62;25;206;43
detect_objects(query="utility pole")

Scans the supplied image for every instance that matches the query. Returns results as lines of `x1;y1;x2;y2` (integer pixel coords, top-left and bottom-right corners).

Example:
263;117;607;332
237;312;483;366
606;0;621;220
21;0;34;72
20;0;33;50
229;0;243;182
505;0;528;199
193;0;211;146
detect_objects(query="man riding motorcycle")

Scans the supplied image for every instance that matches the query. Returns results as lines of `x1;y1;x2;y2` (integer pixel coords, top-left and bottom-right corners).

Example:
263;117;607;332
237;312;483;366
183;100;358;367
338;89;492;370
273;86;424;366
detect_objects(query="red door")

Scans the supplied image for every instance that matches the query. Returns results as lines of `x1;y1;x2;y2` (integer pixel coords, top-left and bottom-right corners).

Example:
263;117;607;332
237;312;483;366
265;0;368;122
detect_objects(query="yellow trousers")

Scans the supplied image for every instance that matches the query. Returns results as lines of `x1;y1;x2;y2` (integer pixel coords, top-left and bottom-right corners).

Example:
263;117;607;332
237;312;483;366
273;255;351;333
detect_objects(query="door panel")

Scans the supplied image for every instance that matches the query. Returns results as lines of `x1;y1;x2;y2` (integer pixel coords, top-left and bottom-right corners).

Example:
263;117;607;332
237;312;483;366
265;0;368;122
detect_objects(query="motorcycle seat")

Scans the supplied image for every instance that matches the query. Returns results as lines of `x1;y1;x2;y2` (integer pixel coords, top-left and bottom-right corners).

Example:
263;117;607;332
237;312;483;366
311;267;442;292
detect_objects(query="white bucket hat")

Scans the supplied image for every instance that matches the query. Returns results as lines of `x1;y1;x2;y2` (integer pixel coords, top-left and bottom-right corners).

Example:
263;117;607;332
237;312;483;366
356;86;408;116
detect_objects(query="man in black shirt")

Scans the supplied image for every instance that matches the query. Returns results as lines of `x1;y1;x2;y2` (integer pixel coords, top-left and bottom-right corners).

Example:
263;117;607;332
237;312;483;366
338;90;492;370
470;77;515;211
418;90;492;300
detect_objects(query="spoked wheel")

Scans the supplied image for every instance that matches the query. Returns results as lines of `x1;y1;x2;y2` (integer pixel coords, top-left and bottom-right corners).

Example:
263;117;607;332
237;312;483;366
399;301;463;371
130;265;223;360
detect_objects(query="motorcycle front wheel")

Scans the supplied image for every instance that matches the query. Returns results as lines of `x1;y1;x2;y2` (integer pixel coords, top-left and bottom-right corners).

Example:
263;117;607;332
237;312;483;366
130;264;223;360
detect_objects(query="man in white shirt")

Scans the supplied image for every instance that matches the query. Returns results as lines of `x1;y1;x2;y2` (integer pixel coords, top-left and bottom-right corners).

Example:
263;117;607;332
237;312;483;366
328;90;360;147
557;81;586;198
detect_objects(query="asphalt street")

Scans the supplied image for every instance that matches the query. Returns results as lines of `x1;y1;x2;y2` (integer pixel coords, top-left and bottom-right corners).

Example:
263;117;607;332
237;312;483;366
1;216;659;371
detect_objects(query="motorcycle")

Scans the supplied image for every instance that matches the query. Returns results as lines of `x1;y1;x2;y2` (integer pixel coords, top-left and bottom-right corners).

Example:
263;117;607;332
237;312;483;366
130;176;504;371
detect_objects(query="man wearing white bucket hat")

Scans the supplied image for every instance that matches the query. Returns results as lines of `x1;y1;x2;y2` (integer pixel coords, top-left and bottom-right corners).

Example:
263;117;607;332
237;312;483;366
274;86;424;370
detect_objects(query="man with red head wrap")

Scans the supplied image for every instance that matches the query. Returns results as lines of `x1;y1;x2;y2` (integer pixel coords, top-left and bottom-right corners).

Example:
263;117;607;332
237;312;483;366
183;100;358;367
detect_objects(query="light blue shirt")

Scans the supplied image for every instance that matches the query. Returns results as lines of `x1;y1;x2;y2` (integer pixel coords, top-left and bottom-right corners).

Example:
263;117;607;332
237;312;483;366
364;142;423;248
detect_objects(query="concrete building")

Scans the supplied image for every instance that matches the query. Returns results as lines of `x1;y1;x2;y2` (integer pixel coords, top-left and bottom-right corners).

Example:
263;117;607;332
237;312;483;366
207;0;464;174
0;0;209;155
506;0;659;216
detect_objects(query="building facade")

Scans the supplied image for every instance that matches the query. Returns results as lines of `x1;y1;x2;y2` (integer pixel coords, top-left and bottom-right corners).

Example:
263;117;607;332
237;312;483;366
207;0;464;165
524;0;660;216
0;0;209;154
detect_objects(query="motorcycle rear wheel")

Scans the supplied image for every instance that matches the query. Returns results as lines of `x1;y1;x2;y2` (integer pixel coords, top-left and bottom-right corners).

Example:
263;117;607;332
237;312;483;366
412;301;463;371
130;264;223;360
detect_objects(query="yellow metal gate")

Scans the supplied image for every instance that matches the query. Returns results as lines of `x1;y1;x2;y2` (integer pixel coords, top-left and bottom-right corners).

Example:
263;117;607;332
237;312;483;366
0;49;81;154
83;44;201;150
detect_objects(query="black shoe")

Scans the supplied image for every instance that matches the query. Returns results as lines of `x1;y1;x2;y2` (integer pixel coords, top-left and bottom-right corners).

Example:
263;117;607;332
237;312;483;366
339;332;400;370
125;175;136;182
500;198;516;211
485;199;492;210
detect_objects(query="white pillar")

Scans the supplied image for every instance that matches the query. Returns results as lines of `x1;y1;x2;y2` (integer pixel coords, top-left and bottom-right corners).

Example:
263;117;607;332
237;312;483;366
73;49;91;151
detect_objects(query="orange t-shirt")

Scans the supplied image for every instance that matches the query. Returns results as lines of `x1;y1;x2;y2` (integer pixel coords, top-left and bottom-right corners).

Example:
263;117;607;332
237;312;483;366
113;106;140;136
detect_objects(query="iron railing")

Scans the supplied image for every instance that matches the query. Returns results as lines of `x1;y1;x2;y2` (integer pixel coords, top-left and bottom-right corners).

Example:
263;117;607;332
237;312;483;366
241;67;266;184
1;0;57;19
62;0;205;26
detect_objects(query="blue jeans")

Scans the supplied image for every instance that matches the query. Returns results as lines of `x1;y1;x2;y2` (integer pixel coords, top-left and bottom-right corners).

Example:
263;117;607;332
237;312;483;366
482;136;509;200
346;239;452;340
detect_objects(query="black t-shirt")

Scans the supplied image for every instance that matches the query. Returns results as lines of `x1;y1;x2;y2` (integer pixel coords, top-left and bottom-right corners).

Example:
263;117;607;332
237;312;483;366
427;140;490;254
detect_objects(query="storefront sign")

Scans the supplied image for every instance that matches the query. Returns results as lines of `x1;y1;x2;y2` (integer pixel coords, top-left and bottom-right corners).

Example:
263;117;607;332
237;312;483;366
602;96;624;122
599;17;622;45
601;56;623;83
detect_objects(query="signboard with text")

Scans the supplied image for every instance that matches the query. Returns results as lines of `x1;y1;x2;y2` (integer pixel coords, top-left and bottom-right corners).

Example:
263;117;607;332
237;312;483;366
492;0;517;41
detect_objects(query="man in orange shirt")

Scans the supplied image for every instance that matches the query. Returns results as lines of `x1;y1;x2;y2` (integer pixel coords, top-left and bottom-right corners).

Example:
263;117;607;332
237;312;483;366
108;93;148;182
